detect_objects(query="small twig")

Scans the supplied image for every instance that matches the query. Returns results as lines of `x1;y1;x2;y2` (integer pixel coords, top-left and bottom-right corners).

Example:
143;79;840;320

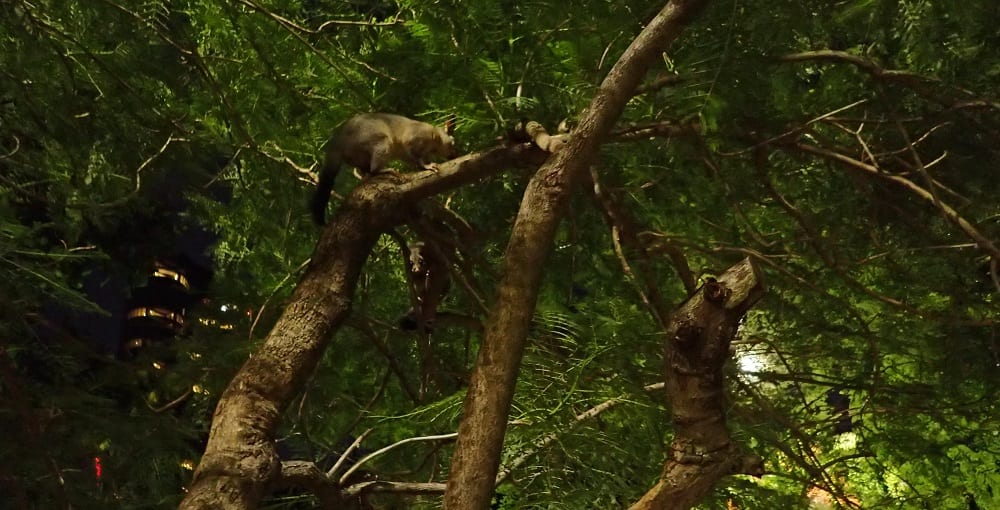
1;135;20;159
350;320;420;403
779;50;936;84
796;141;1000;263
148;388;193;413
233;0;381;102
634;74;683;95
991;258;1000;294
723;99;869;156
327;428;373;477
84;134;184;210
339;432;458;485
496;382;664;485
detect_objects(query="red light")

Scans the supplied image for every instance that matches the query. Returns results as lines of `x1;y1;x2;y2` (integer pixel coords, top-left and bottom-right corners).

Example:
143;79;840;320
94;456;103;481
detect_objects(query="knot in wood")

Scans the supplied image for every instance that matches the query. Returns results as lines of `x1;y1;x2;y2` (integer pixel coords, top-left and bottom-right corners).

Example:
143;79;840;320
673;323;702;346
704;278;730;305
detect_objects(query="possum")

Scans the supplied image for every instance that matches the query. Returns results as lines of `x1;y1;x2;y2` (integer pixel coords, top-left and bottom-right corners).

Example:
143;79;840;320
311;113;456;224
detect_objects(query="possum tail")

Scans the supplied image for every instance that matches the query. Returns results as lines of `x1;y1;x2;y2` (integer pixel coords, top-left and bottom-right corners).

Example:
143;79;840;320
310;152;340;225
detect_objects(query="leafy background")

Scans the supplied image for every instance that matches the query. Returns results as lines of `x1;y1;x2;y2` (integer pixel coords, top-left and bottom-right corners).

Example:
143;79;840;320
1;0;997;508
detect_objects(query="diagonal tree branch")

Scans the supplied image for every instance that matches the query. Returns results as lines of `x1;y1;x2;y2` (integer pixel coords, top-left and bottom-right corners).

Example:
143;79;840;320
178;143;549;510
442;1;711;508
794;141;1000;263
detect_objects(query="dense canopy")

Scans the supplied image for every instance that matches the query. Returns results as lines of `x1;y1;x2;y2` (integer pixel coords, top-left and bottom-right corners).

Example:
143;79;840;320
1;0;998;509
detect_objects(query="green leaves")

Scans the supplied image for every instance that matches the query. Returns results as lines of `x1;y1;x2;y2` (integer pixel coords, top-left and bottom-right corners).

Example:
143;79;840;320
3;0;1000;507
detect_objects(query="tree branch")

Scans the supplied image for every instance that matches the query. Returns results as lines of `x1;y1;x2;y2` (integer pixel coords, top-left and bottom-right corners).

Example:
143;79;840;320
443;1;710;508
794;141;1000;263
631;258;766;510
178;143;550;510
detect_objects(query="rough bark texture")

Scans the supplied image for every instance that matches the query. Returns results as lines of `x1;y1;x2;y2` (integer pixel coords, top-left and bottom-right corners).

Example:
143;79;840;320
442;2;710;509
177;145;545;510
629;258;766;510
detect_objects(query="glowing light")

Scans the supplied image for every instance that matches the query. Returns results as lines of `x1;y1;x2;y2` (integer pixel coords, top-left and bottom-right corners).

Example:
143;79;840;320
153;265;190;289
737;351;765;373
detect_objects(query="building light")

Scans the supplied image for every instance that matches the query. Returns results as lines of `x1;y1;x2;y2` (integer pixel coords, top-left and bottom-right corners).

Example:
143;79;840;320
128;307;184;327
152;264;191;290
152;361;165;370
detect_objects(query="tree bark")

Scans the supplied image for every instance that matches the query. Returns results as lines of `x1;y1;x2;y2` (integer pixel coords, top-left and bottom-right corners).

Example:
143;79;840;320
442;2;710;509
178;145;544;509
630;258;765;510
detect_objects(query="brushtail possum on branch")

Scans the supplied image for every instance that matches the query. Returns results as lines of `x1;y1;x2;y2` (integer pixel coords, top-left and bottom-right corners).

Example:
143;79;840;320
311;113;457;224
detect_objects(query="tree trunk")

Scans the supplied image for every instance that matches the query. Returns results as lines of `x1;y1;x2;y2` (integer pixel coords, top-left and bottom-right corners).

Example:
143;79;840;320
442;2;710;508
178;146;543;509
630;258;765;510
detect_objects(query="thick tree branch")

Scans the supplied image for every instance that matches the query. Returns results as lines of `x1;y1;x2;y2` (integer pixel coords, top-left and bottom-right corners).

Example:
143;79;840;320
343;480;447;497
275;461;343;507
277;460;448;506
631;258;766;510
178;144;548;510
442;2;710;508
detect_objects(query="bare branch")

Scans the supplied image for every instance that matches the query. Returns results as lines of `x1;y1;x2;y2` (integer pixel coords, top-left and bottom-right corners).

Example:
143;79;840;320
339;433;458;485
496;382;665;485
795;141;1000;263
343;480;447;497
634;73;683;95
327;429;373;478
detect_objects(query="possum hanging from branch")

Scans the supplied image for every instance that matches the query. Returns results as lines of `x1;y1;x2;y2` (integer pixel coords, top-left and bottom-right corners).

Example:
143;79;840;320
398;240;452;334
311;113;457;224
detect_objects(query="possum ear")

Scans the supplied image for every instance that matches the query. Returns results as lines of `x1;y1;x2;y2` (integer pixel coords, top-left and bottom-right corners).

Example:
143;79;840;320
444;114;457;135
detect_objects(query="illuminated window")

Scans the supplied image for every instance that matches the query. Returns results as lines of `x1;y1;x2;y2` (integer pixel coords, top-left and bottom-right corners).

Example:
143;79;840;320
128;307;185;326
153;264;190;290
